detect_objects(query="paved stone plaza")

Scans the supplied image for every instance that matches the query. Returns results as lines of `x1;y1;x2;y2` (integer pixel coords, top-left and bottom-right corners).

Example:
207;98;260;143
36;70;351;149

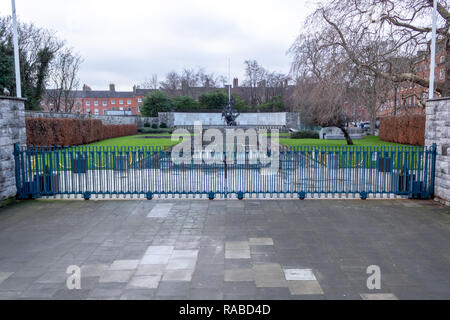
0;199;449;300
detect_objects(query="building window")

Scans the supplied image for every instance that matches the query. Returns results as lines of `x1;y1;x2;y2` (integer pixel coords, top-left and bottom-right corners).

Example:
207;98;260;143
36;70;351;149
86;101;90;106
111;107;115;111
440;56;445;64
111;100;115;105
119;100;124;105
440;69;445;80
138;98;142;103
94;108;99;115
86;109;90;114
102;101;107;106
94;101;99;106
119;107;124;111
127;100;131;105
128;107;131;111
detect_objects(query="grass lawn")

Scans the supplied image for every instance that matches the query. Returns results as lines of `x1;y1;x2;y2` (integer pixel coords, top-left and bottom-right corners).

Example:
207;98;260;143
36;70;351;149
86;134;408;149
88;134;181;148
279;135;408;147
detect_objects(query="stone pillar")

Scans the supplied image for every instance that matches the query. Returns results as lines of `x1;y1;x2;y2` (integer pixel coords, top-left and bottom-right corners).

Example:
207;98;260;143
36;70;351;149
425;98;450;206
286;112;300;130
0;96;26;202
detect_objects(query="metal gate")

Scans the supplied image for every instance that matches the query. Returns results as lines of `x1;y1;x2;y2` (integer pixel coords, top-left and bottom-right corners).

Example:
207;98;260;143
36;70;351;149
14;144;437;200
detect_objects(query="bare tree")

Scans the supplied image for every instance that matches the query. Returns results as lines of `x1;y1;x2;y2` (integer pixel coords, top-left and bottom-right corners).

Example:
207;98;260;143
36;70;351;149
243;60;267;106
141;74;159;89
310;72;356;145
46;48;82;112
290;34;356;144
291;1;450;96
198;69;221;88
160;71;181;96
265;71;289;103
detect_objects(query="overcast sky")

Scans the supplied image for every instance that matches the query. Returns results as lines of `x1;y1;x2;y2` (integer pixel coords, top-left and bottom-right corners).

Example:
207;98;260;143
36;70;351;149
0;0;315;91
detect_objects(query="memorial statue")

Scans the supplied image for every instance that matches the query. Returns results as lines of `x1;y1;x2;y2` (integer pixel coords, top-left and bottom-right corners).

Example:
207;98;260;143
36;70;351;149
222;97;240;126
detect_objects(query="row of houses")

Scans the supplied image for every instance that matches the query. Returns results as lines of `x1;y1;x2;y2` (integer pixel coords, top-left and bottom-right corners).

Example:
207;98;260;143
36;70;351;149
42;79;296;116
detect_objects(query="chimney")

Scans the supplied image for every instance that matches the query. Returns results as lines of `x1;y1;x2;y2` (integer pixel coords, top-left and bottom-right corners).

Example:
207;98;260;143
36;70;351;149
181;80;188;91
82;84;91;91
233;78;239;88
109;83;115;92
133;85;136;94
205;79;210;88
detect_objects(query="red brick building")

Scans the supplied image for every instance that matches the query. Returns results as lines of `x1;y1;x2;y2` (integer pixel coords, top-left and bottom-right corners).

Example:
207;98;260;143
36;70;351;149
378;46;446;117
43;84;143;115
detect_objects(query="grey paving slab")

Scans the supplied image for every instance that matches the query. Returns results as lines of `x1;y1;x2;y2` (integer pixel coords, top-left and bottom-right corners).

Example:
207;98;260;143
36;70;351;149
166;257;197;270
224;269;254;282
249;238;274;246
225;250;251;259
135;264;166;276
99;270;134;283
360;293;398;300
127;275;161;289
284;269;317;281
140;254;171;265
80;264;108;277
0;199;449;300
109;260;140;271
162;269;194;282
288;280;324;295
0;272;14;285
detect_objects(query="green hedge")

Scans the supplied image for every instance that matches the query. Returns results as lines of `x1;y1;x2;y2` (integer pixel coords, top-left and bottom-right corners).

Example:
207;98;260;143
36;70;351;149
138;127;173;134
290;130;320;139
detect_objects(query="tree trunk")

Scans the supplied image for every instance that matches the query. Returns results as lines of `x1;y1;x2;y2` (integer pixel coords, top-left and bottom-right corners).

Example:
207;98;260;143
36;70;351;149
339;126;354;145
370;110;376;136
445;41;450;97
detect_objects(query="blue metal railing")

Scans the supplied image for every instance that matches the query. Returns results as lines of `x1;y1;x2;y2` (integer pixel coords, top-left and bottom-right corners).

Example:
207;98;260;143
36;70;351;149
13;144;437;200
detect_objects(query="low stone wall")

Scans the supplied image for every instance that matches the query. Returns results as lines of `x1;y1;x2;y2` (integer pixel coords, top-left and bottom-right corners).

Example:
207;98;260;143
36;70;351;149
25;111;158;128
161;112;300;129
426;98;450;206
25;111;301;130
0;96;26;201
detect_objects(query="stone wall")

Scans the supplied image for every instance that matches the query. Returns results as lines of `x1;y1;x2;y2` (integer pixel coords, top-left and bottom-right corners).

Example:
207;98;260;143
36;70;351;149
167;112;300;128
0;96;26;201
25;111;158;127
287;112;301;129
158;112;175;127
425;98;450;206
25;111;301;130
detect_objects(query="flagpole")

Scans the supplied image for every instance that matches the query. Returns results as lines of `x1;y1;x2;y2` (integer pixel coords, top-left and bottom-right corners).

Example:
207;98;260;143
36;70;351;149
228;58;231;104
11;0;21;98
429;0;437;100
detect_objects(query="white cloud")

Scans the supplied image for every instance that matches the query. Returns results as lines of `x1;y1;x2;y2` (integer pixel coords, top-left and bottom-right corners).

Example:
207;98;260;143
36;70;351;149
0;0;315;90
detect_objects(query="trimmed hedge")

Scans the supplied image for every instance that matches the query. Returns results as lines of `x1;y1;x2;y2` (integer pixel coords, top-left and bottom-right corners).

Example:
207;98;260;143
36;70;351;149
379;115;425;146
26;118;138;146
138;127;173;134
290;130;320;139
